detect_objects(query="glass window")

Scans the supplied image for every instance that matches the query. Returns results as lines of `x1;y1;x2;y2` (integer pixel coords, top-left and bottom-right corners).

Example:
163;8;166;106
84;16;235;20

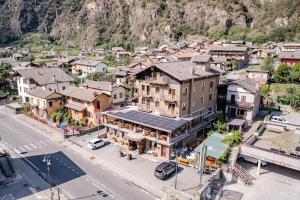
119;92;123;98
202;83;205;90
209;94;212;100
155;101;159;107
155;87;160;93
182;102;187;110
114;94;117;99
183;87;188;95
210;81;214;88
142;85;145;90
48;101;52;107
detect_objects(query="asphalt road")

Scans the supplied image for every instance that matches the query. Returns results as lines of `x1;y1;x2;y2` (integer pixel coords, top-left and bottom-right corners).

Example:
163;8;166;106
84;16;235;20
0;110;155;200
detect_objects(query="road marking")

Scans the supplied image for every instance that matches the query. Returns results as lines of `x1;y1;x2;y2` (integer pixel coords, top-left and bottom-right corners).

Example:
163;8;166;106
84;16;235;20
23;145;32;151
29;143;38;149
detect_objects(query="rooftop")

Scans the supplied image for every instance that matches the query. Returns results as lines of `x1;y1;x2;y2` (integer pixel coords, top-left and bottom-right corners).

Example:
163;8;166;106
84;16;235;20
72;59;104;67
103;107;188;133
27;88;56;99
14;67;73;85
209;46;248;52
61;86;109;102
279;51;300;60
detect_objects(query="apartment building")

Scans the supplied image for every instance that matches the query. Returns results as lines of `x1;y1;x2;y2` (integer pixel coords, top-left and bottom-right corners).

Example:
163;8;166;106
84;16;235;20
61;86;111;126
209;46;249;68
12;67;73;103
226;78;261;121
102;59;220;159
71;59;107;77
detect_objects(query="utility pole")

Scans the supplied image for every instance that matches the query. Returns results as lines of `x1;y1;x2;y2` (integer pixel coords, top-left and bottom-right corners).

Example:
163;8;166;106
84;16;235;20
43;154;53;200
199;144;207;186
174;144;178;190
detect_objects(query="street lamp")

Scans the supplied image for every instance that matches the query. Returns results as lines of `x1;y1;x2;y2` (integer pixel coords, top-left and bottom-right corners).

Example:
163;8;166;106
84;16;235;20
172;145;179;190
43;154;53;200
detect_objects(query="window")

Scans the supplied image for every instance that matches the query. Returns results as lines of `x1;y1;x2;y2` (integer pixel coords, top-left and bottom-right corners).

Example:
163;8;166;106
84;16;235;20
49;88;52;91
182;102;188;111
155;87;160;93
142;85;145;91
201;96;204;103
241;96;246;102
210;81;214;88
96;101;100;109
168;103;175;110
87;111;92;118
142;98;145;104
155;101;159;107
213;92;216;99
208;106;213;112
193;86;195;93
202;83;205;90
183;87;188;95
75;110;79;114
48;101;53;107
209;93;212;101
24;87;28;93
119;92;123;98
114;94;117;99
62;86;66;90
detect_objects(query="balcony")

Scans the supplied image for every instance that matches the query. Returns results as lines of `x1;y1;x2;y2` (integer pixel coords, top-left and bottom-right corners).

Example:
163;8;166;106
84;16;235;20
160;109;177;118
227;100;254;109
138;105;152;113
147;77;170;85
163;94;178;102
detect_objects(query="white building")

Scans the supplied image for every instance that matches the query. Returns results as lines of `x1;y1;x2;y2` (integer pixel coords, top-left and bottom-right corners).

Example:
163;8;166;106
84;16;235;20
226;78;261;121
71;59;107;77
12;67;73;103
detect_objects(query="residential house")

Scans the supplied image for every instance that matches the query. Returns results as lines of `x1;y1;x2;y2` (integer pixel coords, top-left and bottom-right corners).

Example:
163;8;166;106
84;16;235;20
209;46;249;68
226;78;261;121
80;79;127;107
279;51;300;66
61;86;111;126
71;59;107;77
27;88;65;118
12;67;73;103
115;68;129;85
102;59;220;159
281;43;300;52
247;70;269;85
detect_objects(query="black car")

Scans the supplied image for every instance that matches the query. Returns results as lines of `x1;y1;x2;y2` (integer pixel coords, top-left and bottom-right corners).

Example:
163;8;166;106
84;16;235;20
154;161;176;180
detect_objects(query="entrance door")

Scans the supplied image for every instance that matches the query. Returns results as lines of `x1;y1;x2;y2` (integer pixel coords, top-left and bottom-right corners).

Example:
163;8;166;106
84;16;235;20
229;107;236;118
161;146;167;158
230;95;235;104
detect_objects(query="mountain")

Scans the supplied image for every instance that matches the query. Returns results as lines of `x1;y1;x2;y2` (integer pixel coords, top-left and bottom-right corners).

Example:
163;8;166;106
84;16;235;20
0;0;299;49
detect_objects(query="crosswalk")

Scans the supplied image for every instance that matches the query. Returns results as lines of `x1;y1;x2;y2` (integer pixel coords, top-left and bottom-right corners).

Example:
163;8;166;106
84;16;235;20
11;140;52;154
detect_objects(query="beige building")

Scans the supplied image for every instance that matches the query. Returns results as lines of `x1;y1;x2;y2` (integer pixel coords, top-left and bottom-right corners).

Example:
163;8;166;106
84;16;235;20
71;59;107;77
28;88;65;118
102;59;220;159
61;86;111;126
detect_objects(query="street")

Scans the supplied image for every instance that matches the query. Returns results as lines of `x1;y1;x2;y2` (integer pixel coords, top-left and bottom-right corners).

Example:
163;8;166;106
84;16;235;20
0;110;155;200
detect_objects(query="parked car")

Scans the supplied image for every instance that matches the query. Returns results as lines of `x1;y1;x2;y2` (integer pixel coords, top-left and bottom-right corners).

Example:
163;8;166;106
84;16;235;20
239;155;267;166
271;116;289;124
87;138;109;150
154;161;177;180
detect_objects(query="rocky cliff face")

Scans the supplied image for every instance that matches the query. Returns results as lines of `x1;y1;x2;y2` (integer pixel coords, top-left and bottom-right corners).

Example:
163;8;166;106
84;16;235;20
0;0;299;48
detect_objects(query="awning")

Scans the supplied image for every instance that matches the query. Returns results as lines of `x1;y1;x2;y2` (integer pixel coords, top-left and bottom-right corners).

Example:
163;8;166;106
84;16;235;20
126;132;144;142
65;102;86;112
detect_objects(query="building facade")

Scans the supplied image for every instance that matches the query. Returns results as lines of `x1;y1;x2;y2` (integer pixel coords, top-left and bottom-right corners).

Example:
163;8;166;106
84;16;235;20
102;60;220;159
72;59;107;77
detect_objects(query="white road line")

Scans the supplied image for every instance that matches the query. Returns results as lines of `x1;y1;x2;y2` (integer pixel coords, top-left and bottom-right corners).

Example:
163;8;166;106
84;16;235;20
14;148;21;154
29;143;38;149
23;145;32;151
18;146;27;152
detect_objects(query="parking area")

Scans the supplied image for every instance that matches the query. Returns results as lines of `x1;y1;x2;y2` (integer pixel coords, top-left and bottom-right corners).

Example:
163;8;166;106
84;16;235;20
223;161;300;200
68;131;209;196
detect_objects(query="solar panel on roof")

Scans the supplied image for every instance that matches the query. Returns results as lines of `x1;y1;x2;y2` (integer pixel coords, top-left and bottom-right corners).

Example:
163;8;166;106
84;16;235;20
106;110;188;132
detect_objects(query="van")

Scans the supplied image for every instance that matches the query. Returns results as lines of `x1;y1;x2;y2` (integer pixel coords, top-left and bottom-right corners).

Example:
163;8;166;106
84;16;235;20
239;155;267;166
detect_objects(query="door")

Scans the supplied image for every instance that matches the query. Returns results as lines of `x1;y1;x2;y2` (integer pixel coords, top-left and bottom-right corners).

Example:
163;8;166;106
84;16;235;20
230;95;235;104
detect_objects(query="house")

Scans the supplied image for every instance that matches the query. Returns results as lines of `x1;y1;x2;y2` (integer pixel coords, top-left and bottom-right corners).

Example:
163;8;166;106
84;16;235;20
27;88;65;118
61;86;111;126
247;69;269;85
226;78;261;121
279;51;300;66
71;59;107;77
209;46;249;68
80;79;127;107
281;43;300;52
102;59;220;159
12;67;73;103
115;68;129;85
114;51;131;61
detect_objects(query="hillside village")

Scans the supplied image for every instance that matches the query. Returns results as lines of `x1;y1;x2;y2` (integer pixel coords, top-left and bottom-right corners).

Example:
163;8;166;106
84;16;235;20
0;39;300;200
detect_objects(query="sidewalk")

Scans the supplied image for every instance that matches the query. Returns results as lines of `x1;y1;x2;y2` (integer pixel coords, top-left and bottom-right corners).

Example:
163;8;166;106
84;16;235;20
14;114;204;199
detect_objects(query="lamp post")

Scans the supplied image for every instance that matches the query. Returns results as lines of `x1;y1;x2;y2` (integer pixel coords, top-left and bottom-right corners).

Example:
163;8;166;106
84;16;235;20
173;144;179;190
43;154;53;200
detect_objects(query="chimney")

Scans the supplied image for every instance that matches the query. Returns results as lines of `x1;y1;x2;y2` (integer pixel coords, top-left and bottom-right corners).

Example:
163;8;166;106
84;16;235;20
192;55;211;72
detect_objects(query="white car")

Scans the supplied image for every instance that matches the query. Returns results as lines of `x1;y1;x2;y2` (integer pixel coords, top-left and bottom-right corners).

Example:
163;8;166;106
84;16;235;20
87;138;108;150
271;116;289;124
239;155;267;166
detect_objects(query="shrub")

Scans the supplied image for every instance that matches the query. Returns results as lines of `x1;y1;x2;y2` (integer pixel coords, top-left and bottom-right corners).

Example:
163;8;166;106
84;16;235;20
50;112;58;122
55;113;63;123
223;130;242;147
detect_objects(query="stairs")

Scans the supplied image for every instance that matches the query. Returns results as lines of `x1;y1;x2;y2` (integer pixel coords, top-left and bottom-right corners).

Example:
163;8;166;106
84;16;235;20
222;146;255;186
222;163;255;186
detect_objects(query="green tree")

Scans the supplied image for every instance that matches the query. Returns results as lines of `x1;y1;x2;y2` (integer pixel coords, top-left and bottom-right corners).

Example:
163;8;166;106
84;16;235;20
273;64;290;82
0;63;12;95
230;60;239;71
260;55;275;73
86;72;105;81
73;77;82;87
214;121;228;134
286;87;300;110
223;130;242;147
103;55;117;67
261;84;271;97
289;63;300;82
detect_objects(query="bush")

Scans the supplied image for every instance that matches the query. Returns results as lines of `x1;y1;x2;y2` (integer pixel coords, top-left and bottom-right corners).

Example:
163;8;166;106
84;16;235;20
55;113;63;123
50;112;58;122
223;130;242;147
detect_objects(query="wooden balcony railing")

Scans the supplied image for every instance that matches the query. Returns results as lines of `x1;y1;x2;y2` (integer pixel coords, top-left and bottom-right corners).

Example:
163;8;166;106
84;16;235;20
227;100;254;109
